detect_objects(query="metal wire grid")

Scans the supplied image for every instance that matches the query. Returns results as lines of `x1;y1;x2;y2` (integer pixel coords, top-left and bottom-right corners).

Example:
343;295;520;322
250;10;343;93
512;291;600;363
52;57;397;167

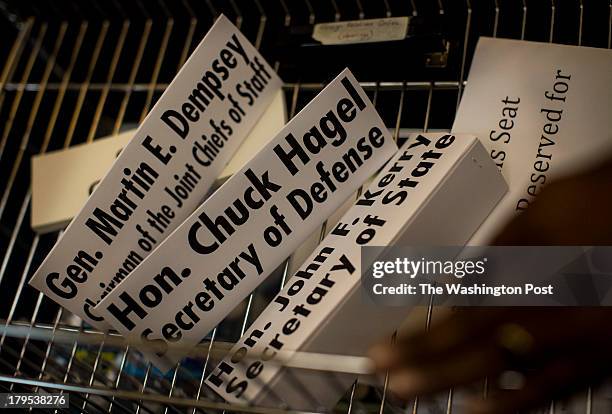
0;0;610;412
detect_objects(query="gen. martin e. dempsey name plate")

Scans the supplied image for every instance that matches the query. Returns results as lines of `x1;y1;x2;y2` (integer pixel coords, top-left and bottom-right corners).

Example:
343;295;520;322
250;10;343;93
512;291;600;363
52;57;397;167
29;15;282;329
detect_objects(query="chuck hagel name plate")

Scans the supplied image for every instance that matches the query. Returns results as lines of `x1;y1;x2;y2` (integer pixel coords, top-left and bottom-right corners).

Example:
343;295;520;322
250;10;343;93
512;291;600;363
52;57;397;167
96;69;398;371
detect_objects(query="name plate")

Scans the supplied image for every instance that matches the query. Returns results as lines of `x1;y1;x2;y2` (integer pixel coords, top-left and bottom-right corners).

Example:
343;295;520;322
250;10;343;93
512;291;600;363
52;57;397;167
29;15;282;328
207;133;507;410
96;69;398;371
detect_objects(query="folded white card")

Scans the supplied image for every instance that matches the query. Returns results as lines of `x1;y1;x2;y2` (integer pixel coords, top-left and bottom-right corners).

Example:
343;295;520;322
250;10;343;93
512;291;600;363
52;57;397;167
95;69;398;371
32;132;129;234
207;133;507;410
31;90;286;234
452;37;612;244
29;15;282;329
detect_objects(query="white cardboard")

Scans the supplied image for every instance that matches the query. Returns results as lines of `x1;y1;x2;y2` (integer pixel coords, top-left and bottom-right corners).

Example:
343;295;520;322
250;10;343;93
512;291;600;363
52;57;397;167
31;90;286;234
206;133;507;410
29;15;282;329
96;69;398;371
32;131;130;234
452;37;612;244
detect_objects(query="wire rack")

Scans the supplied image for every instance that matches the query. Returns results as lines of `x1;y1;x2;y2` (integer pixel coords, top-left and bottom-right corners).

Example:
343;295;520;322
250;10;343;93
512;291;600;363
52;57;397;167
0;0;611;413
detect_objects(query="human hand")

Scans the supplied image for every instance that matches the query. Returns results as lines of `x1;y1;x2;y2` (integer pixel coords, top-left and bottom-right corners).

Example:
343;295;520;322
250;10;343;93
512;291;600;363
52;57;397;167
369;158;612;413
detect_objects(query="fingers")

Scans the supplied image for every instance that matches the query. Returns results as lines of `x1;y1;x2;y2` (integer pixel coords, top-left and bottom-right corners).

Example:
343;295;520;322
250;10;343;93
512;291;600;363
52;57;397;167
386;343;506;399
369;308;507;370
469;355;607;414
373;308;610;372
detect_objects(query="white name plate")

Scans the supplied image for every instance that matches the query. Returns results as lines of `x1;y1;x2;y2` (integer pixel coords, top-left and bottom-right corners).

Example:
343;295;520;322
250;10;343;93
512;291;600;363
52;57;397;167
96;69;398;371
452;38;612;244
31;90;286;234
207;133;507;410
29;15;282;329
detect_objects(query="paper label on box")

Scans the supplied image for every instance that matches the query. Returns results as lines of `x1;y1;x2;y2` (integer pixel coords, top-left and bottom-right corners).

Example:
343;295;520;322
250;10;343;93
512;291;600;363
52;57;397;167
30;90;286;234
452;37;612;244
313;17;409;45
29;15;282;329
95;69;398;371
205;134;507;406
